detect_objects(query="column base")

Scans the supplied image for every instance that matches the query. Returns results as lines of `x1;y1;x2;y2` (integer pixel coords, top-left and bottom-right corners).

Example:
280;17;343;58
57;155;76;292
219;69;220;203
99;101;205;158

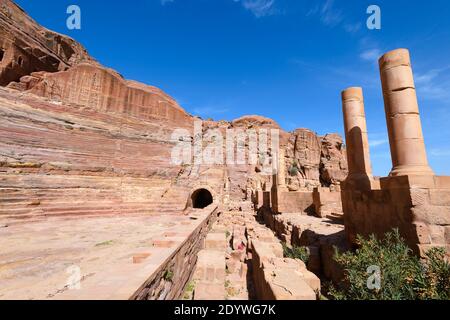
342;173;379;191
389;165;434;177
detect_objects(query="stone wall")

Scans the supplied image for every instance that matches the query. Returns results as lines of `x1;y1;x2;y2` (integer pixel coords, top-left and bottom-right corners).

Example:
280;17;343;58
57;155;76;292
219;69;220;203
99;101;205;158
131;206;219;300
271;191;314;214
251;237;320;300
343;175;450;256
259;207;347;283
312;187;343;218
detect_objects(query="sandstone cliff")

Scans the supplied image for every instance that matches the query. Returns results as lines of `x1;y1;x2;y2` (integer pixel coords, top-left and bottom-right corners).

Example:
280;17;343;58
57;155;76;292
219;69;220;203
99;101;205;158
0;0;348;221
0;0;93;86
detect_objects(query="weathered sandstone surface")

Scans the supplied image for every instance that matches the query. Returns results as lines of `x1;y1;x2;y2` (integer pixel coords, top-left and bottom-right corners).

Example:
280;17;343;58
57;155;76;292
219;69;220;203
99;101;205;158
0;0;349;300
285;129;347;191
0;0;92;86
0;205;218;300
189;210;321;300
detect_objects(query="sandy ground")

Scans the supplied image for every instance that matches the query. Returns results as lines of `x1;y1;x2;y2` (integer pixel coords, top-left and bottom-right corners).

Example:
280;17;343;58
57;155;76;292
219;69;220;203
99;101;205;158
0;211;209;300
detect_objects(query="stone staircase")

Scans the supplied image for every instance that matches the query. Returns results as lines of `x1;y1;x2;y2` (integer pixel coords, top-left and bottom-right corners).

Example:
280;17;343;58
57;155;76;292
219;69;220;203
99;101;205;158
186;209;321;300
191;231;227;300
0;184;192;221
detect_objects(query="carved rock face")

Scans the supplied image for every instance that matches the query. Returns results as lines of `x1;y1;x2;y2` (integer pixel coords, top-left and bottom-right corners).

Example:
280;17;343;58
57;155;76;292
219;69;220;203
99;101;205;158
0;0;349;220
0;0;93;86
284;129;348;190
320;133;348;185
9;63;192;125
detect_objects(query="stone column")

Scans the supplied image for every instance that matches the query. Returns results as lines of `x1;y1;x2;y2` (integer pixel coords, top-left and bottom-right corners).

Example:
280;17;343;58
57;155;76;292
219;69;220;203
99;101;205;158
341;87;373;181
276;148;288;191
379;49;434;176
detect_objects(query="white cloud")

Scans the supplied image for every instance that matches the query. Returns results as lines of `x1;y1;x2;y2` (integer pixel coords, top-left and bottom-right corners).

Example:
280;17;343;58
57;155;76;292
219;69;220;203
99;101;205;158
234;0;276;18
369;133;389;148
192;106;230;117
344;23;362;34
359;48;382;62
320;0;343;27
429;148;450;157
415;66;450;102
161;0;276;17
305;0;362;34
415;69;442;85
370;139;388;148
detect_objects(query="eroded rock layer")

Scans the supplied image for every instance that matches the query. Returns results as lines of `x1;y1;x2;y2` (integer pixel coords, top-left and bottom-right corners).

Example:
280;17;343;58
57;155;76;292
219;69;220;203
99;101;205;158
0;0;348;222
0;0;92;86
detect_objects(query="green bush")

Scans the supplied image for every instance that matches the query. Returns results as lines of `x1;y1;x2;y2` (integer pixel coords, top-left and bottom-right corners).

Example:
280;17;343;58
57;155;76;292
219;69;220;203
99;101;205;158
329;229;450;300
288;162;299;176
163;269;174;282
282;243;309;264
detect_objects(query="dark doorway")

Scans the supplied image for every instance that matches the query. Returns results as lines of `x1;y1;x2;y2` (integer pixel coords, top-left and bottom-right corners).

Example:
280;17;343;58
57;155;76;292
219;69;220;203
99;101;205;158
191;189;213;209
0;49;4;62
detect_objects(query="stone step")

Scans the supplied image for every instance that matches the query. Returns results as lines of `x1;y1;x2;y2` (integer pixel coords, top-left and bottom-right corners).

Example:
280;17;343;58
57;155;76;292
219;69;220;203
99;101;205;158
193;282;226;300
193;250;225;284
204;232;227;251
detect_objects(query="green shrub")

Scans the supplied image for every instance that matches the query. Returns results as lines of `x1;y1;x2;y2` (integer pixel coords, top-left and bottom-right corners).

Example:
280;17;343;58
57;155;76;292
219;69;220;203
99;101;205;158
329;229;450;300
419;247;450;300
163;269;174;282
282;243;309;264
182;281;195;300
288;162;299;176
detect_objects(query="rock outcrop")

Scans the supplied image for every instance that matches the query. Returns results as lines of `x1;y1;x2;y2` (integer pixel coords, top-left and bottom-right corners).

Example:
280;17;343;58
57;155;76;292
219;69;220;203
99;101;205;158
0;0;92;86
8;63;191;124
0;0;348;223
284;129;348;191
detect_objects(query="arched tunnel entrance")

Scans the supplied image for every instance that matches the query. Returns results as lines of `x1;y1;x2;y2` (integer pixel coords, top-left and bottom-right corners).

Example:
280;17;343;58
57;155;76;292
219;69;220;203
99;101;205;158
191;189;213;209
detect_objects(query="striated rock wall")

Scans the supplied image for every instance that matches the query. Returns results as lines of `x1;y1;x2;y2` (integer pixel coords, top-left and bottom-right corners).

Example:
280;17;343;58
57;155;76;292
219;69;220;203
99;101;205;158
0;87;191;221
284;129;348;191
0;0;92;86
9;63;191;125
0;0;348;222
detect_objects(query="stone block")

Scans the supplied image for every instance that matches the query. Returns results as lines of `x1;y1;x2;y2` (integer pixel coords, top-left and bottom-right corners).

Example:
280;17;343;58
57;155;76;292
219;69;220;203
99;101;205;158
445;227;450;244
194;282;225;300
205;232;227;251
132;253;151;264
429;189;450;206
194;250;225;283
381;65;415;92
306;245;321;274
412;205;450;225
384;89;419;115
267;270;316;300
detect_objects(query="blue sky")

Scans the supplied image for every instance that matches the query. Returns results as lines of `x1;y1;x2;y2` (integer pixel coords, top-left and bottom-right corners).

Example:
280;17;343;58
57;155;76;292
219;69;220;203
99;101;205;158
15;0;450;176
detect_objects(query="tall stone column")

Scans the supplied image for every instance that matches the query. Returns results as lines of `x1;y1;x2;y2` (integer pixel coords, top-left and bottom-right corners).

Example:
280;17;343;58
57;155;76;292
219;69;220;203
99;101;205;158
379;49;434;176
341;87;373;181
276;148;288;191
